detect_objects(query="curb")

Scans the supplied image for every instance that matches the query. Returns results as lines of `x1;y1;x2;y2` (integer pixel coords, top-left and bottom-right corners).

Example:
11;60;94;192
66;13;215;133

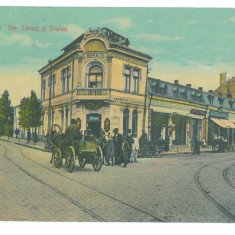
1;138;212;156
0;138;51;153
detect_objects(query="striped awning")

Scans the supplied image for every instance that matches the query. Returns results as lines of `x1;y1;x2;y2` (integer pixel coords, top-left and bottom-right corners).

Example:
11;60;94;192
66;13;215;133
211;118;235;128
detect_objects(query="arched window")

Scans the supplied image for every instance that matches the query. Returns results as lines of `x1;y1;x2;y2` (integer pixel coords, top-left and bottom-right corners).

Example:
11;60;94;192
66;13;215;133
123;108;129;137
88;65;103;88
132;110;138;137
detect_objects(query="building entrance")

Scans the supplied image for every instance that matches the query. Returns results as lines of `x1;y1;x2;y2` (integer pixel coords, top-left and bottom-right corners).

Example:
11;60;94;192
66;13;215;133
86;113;101;137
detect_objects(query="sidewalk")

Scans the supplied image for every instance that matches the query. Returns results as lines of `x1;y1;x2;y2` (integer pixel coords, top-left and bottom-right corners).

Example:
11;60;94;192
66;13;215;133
161;144;212;155
0;135;212;156
0;136;50;152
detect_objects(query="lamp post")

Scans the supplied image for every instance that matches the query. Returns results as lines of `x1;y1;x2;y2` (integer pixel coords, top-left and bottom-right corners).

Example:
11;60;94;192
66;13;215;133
142;65;151;138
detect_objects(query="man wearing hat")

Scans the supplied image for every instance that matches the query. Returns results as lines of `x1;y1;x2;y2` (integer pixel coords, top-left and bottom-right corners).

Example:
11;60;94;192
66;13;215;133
113;128;123;165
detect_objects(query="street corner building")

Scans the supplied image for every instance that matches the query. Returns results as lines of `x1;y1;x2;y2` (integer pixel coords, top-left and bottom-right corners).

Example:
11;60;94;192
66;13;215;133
38;28;152;137
38;27;235;147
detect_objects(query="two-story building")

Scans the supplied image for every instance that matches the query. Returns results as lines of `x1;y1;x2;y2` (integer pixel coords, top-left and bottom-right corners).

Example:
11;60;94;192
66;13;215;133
39;28;152;137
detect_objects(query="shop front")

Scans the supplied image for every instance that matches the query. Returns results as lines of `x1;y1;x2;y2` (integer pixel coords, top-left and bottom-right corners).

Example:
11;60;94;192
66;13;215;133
189;109;207;145
208;110;235;145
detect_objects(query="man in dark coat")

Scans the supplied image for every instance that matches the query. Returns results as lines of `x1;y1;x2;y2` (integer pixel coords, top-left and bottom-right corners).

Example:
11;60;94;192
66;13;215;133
27;129;31;144
193;136;200;155
113;128;123;165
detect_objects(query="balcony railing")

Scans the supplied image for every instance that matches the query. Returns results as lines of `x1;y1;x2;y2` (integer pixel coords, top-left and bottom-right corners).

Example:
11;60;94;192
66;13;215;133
76;88;110;100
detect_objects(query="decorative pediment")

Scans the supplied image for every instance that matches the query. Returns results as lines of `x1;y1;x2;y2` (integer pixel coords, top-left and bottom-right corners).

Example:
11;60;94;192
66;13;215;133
84;40;106;52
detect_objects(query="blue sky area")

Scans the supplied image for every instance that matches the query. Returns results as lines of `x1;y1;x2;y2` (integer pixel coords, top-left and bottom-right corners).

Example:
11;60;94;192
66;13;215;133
1;7;235;105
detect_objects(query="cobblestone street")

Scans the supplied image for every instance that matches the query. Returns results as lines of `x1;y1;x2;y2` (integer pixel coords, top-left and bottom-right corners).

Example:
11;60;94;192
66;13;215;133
1;140;235;222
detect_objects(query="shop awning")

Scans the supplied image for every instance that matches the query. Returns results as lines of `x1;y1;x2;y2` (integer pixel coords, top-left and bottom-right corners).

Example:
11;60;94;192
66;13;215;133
211;118;235;128
220;119;235;128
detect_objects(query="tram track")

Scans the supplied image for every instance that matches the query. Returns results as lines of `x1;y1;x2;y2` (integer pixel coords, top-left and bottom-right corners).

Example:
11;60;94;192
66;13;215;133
223;163;235;190
0;142;164;222
194;159;235;222
0;144;105;222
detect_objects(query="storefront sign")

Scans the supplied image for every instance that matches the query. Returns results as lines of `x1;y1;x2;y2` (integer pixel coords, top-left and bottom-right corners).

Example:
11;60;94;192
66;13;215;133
190;109;206;116
87;114;101;122
202;118;206;140
209;110;229;119
104;118;110;132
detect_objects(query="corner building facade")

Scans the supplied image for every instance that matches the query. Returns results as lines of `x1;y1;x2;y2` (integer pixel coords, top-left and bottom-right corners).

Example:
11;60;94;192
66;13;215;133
39;28;151;137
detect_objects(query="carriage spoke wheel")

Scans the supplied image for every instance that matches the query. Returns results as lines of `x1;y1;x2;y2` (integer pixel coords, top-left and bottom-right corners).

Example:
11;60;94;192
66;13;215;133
79;158;86;168
54;148;62;168
65;146;75;173
139;145;149;158
93;146;103;172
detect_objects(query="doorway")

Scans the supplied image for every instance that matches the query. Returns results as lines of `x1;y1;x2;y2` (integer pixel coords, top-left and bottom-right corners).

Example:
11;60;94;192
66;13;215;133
86;113;101;137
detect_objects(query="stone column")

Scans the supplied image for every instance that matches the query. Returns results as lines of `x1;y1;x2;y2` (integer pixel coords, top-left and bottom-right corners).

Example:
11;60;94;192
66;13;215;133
77;56;83;88
107;55;112;88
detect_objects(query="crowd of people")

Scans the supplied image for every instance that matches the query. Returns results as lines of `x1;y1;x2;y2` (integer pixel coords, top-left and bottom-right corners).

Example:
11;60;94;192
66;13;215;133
97;128;139;166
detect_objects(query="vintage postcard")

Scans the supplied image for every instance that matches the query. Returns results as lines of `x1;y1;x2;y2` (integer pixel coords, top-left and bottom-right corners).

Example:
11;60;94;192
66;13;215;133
0;5;235;228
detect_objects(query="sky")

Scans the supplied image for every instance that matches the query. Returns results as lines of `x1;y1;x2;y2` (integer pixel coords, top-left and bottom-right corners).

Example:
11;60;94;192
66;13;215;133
1;7;235;106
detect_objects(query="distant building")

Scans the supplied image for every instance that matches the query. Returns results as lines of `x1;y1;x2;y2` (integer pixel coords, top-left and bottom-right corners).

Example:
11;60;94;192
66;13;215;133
214;73;235;98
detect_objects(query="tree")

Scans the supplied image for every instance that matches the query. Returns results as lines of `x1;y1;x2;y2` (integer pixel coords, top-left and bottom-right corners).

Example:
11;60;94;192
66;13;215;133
0;90;14;136
151;112;169;140
19;91;42;130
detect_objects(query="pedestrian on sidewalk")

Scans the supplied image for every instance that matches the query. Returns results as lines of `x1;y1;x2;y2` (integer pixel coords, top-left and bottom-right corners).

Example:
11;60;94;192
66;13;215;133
33;131;38;144
192;136;200;155
15;128;20;140
27;129;31;144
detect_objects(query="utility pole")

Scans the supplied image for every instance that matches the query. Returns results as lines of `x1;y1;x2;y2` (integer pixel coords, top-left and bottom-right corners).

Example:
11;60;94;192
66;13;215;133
142;64;150;136
70;53;75;124
48;60;53;133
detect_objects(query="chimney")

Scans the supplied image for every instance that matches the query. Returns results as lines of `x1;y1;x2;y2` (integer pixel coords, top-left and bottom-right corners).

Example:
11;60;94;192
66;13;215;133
220;73;227;86
198;87;203;91
208;90;213;93
174;80;179;85
186;84;191;88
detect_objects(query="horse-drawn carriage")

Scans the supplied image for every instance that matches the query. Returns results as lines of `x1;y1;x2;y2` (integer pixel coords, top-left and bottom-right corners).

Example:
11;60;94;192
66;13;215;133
46;124;103;173
212;138;234;153
139;138;168;158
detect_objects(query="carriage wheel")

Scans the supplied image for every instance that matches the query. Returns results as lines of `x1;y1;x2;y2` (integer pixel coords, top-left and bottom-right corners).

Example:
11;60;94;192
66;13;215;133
93;146;103;172
65;146;75;173
139;145;149;158
79;158;86;168
54;148;62;168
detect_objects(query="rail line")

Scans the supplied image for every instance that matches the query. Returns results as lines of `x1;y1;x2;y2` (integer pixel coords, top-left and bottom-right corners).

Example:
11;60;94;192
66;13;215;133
223;163;235;190
0;142;164;222
1;145;105;222
194;159;235;222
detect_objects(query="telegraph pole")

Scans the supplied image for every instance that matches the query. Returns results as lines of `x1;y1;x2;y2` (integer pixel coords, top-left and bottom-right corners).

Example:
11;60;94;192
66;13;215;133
70;53;75;124
48;60;52;133
142;64;150;136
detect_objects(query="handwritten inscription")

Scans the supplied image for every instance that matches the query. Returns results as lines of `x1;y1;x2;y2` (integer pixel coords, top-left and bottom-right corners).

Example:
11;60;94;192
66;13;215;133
7;25;67;32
